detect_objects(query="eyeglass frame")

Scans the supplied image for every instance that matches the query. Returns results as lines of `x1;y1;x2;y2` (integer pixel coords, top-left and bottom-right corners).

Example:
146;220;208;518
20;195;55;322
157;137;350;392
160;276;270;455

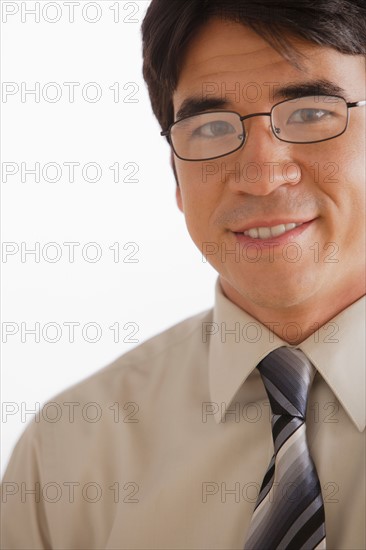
160;95;366;162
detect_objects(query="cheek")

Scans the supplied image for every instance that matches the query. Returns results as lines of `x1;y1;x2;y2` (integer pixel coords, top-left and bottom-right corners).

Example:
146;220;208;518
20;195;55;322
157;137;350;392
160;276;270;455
323;145;365;216
302;132;365;206
176;162;221;233
305;140;365;254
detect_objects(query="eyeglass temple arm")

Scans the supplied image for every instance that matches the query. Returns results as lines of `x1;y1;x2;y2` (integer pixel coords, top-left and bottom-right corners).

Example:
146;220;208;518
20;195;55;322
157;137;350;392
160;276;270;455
347;100;366;108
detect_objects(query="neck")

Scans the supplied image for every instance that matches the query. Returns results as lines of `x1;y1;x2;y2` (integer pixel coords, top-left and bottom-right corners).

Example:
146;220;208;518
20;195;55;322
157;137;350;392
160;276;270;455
219;276;365;345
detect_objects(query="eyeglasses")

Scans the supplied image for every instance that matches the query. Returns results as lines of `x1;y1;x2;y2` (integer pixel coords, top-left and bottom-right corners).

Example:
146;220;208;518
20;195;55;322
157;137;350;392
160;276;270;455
161;95;366;161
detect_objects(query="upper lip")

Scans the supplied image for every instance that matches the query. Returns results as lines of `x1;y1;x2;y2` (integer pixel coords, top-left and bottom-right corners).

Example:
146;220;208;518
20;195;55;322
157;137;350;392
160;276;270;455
231;218;316;232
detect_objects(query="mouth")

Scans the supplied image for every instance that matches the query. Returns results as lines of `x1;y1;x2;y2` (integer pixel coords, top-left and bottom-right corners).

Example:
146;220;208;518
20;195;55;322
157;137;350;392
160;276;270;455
241;222;303;240
232;218;317;245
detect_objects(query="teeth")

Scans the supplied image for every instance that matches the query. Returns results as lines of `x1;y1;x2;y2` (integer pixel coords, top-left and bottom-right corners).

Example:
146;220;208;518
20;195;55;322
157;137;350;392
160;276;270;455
243;222;301;239
248;228;258;238
258;227;272;239
270;224;286;237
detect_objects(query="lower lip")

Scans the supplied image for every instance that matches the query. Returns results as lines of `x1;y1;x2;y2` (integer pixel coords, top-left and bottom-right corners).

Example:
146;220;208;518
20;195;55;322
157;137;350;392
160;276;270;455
233;220;315;249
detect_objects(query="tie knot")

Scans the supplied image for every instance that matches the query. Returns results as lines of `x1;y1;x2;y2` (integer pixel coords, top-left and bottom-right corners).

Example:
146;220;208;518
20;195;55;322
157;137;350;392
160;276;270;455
257;347;314;419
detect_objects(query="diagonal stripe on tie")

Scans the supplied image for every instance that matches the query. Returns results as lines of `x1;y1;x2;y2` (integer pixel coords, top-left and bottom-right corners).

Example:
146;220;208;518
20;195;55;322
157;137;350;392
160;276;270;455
244;347;326;550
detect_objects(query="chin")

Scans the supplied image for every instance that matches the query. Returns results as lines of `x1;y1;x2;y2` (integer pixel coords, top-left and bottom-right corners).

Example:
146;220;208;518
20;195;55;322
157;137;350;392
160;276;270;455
231;271;320;310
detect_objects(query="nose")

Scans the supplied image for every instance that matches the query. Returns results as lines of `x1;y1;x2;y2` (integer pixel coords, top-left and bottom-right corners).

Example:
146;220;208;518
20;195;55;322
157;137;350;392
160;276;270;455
224;117;302;196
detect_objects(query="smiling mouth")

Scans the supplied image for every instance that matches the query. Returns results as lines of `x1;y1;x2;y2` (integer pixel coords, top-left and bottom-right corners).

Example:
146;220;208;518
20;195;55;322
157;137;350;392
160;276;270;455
240;222;303;239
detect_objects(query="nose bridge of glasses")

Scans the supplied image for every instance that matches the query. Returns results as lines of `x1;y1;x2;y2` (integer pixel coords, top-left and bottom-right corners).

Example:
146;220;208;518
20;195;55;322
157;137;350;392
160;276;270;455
239;111;274;140
240;111;271;123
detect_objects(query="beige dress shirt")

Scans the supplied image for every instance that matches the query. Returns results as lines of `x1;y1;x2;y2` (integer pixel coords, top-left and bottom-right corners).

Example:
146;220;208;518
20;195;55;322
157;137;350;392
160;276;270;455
1;279;365;550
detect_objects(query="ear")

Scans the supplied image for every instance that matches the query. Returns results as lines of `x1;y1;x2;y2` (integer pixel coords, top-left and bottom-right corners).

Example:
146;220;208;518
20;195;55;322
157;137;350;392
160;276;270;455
176;184;184;213
170;151;179;186
171;152;184;213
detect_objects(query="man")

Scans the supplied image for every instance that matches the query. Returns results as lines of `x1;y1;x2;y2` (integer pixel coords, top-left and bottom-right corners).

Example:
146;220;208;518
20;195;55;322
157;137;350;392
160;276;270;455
1;0;365;548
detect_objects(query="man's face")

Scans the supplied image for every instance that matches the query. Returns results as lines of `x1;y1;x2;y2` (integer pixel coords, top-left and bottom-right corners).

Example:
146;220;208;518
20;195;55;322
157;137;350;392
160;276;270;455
173;18;366;314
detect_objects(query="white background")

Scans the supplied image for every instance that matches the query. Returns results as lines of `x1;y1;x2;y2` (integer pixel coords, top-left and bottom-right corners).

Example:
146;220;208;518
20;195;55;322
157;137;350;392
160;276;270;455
1;0;217;476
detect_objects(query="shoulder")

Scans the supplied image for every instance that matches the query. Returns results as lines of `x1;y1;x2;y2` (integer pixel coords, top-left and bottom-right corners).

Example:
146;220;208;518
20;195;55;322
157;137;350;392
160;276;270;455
48;306;213;405
4;307;214;475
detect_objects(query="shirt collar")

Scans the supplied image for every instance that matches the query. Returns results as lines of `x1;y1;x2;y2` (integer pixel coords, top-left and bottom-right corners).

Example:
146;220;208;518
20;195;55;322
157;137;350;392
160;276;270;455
209;277;365;432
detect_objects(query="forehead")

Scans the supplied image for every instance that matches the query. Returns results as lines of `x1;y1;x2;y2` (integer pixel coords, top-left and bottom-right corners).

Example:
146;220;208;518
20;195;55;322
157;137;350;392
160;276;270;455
173;17;364;112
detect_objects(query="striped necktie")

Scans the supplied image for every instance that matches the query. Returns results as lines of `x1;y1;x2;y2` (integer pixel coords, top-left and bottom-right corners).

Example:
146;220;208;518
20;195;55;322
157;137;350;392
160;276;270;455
244;347;326;550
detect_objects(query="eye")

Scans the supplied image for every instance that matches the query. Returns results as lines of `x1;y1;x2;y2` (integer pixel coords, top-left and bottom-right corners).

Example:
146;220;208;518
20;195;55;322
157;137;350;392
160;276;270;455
192;120;236;138
287;108;333;124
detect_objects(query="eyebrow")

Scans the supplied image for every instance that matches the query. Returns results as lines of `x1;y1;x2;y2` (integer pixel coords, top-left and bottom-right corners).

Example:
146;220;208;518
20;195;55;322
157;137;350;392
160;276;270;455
175;79;347;120
272;79;346;100
175;97;230;121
